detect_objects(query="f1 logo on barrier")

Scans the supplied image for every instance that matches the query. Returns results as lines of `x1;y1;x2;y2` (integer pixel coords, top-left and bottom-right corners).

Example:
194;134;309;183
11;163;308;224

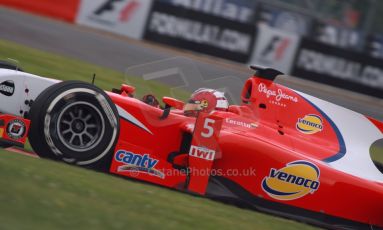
76;0;152;39
260;36;291;61
94;0;121;15
249;24;300;74
94;0;140;22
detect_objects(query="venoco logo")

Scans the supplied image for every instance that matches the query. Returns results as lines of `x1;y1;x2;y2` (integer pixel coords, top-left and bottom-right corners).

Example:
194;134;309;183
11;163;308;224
262;161;320;201
0;80;15;96
296;114;323;134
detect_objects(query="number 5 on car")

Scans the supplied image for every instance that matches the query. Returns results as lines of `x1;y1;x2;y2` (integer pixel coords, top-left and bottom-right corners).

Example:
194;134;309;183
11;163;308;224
187;112;223;195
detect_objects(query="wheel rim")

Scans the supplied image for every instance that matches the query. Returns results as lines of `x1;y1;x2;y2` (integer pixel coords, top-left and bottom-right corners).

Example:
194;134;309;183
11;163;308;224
56;101;105;152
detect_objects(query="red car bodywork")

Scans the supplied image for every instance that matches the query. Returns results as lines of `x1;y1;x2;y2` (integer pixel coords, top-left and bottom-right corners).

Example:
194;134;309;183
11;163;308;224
105;69;383;229
4;68;383;229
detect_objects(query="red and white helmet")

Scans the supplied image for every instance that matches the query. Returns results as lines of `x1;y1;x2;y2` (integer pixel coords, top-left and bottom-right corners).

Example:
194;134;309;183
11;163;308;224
184;88;229;116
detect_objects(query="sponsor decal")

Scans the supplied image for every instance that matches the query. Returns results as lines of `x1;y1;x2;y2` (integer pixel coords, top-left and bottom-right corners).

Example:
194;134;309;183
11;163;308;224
292;38;383;98
189;145;215;161
77;0;152;39
260;5;310;35
0;80;15;96
260;36;291;62
200;100;209;108
92;0;140;24
249;24;300;74
296;114;323;134
115;150;164;178
165;0;255;23
147;12;252;55
296;48;383;90
262;161;320;201
6;119;26;140
144;1;256;63
258;83;298;107
225;118;257;128
296;49;362;82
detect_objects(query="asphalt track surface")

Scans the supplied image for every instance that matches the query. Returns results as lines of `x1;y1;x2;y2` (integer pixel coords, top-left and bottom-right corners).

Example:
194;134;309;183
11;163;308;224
0;7;382;121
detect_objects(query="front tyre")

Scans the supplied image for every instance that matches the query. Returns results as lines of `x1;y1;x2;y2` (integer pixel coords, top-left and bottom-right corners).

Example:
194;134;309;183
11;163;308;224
28;81;119;170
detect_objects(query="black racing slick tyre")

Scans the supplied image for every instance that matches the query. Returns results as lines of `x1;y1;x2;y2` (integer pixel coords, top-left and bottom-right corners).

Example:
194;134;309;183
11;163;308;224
28;81;120;170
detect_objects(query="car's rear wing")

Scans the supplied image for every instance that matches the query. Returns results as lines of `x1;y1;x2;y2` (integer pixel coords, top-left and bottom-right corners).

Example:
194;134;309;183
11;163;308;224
250;65;284;81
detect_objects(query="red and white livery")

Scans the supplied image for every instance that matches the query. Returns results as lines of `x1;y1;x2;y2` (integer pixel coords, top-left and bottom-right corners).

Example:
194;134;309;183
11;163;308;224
0;62;382;229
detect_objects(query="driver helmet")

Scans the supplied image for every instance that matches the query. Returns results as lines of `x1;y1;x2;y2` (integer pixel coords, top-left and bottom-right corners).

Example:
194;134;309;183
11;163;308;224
184;88;229;116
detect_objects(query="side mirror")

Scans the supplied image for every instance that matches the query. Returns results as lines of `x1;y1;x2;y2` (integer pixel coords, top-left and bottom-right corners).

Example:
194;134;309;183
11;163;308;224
160;97;185;120
163;97;185;110
121;84;135;97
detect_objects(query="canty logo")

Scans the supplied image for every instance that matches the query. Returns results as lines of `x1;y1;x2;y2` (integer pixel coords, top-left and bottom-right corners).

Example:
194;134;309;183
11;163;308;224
262;161;320;201
189;145;215;161
296;114;323;134
258;83;298;103
115;150;164;178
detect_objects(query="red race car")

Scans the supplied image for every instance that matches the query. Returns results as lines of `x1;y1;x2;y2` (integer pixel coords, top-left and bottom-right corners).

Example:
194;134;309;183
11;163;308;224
0;62;382;229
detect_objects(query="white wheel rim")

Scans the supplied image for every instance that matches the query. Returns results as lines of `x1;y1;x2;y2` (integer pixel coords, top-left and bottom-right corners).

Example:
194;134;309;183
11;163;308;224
56;101;105;152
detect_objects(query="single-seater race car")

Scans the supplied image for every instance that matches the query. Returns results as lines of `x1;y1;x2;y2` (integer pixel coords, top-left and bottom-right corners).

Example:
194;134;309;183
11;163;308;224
0;61;382;230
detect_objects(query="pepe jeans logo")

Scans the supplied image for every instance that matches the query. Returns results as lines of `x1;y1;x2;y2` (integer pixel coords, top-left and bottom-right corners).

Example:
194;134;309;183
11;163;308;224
115;150;165;178
258;83;298;107
296;114;323;134
262;161;320;201
0;80;15;96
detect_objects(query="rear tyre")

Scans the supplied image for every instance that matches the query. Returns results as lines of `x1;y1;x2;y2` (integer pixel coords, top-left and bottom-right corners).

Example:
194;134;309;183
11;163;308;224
28;81;120;170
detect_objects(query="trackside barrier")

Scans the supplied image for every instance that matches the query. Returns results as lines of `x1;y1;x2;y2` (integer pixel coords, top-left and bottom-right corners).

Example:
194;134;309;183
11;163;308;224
1;0;382;98
292;38;383;98
143;1;257;63
0;0;80;23
76;0;153;40
249;24;300;74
